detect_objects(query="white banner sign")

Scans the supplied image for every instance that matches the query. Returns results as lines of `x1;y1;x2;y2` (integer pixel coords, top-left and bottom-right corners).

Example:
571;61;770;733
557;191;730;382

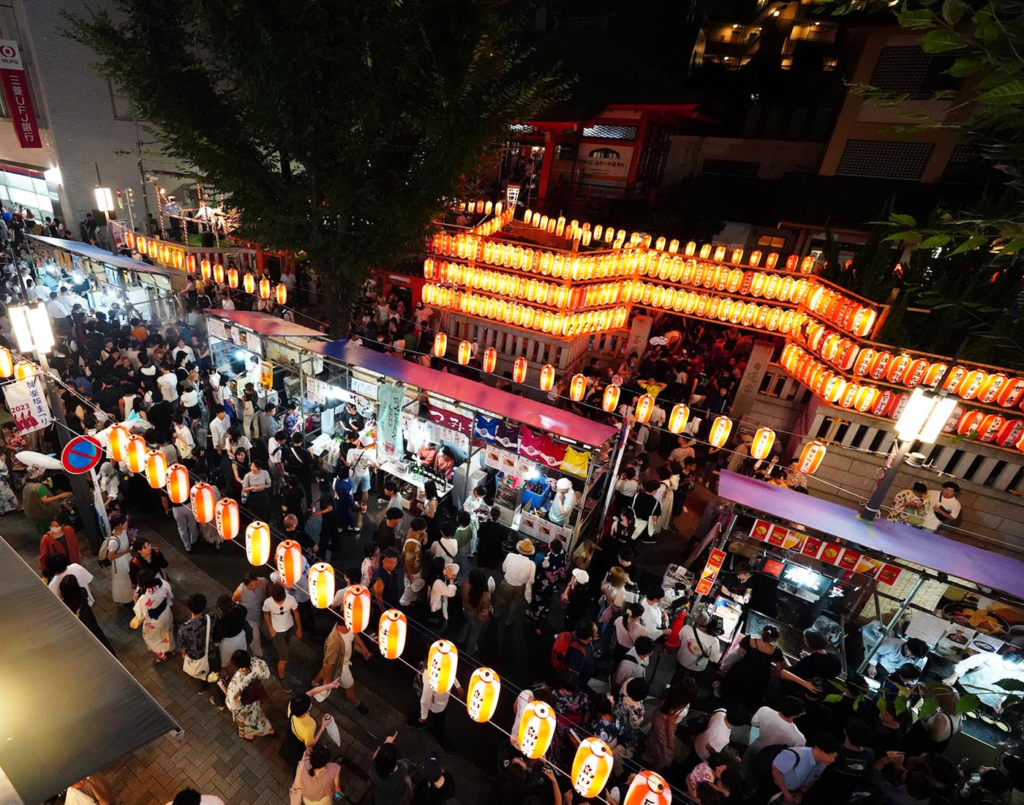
4;377;51;434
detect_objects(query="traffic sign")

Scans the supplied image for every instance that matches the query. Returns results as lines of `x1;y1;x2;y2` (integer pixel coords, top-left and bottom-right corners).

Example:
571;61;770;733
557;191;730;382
61;435;103;475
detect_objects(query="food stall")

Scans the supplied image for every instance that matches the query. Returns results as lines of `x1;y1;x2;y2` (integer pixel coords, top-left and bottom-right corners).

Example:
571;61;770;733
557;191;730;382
28;234;181;324
705;470;1024;763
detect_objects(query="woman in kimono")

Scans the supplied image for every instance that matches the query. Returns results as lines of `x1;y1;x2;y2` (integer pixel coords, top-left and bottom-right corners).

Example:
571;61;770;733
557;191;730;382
104;512;135;607
525;537;567;622
131;568;175;662
223;649;275;740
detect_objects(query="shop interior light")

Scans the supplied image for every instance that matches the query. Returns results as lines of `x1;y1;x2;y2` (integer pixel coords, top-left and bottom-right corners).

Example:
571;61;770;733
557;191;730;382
895;388;958;444
94;187;115;212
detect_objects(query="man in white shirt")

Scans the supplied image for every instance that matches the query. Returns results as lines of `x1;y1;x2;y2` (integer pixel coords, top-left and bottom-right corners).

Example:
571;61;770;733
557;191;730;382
695;704;749;761
676;610;724;674
922;481;961;531
157;365;178;402
209;405;231;453
747;698;806;760
493;539;537;627
612;636;655;690
668;435;696;465
345;442;375;510
412;657;465;743
47;556;95;606
262;582;301;692
641;586;671;641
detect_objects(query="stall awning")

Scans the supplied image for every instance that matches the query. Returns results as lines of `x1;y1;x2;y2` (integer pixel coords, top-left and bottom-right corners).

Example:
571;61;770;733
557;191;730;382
207;308;327;339
303;338;619;448
718;471;1024;600
0;538;179;803
28;234;174;276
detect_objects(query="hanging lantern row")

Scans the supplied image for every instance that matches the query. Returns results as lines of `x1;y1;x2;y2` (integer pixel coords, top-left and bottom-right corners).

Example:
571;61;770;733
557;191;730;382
627;282;805;335
467;206;514;237
430;234;636;280
637;260;813;307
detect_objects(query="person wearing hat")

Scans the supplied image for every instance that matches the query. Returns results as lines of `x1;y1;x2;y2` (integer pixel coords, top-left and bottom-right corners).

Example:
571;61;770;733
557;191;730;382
412;755;455;805
492;539;537;643
726;433;754;474
548;478;577;526
22;468;73;535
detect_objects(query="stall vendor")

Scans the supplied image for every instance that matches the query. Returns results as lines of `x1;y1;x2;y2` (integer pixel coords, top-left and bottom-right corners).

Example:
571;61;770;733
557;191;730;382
548;478;577;526
867;636;929;681
945;648;1024;711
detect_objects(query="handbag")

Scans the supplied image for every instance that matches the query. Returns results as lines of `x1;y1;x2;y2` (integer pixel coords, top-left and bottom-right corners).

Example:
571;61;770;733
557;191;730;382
240;681;267;705
182;615;212;679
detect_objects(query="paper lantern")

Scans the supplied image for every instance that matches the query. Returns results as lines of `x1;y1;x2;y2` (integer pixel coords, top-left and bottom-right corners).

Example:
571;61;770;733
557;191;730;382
379;609;407;659
482;347;497;374
997;377;1024;408
0;347;12;378
904;358;930;389
890;392;911;422
668;404;689;434
342;584;372;633
750;427;775;461
798;441;827;475
625;770;672;805
572;738;614;798
124;231;135;251
274;538;302;585
214;263;225;284
186;254;197;272
978;414;1006;443
200;259;211;280
539;364;556;392
433;332;447;358
308;563;335;609
635;394;654;425
942;366;967;395
243;273;256;294
245;520;270;565
14;361;35;381
216;498;240;541
466;667;501;723
853;348;877;377
276;283;288;306
227;267;239;289
458;340;472;366
886;354;912;385
258;276;270;299
979;373;1007;405
871;389;895;418
868;351;893;381
996;419;1024;448
854;385;878;413
570;374;587;402
136;235;148;255
191;482;216;524
427;639;459;694
159;244;170;264
518;701;556;759
603;385;620;413
166;463;190;504
959;370;988;400
709;416;733;447
125;436;147;473
145;450;168;488
957;410;984;436
108;424;129;461
852;306;877;338
513;357;528;384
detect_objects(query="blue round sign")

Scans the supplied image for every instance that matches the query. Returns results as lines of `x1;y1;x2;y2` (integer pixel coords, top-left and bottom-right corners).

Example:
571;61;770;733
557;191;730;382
61;435;103;475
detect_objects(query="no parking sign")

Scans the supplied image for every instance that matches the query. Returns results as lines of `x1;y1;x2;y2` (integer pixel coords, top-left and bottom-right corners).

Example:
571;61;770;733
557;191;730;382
61;436;103;475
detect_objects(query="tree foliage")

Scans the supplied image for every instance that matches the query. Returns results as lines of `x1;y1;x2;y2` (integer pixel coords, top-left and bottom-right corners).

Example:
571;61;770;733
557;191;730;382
66;0;565;331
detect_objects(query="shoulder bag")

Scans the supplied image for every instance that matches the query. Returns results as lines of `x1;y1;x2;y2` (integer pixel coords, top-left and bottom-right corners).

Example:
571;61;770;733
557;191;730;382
182;615;212;679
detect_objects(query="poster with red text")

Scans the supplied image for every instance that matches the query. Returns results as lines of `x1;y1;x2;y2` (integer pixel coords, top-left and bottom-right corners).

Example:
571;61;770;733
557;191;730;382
0;41;40;149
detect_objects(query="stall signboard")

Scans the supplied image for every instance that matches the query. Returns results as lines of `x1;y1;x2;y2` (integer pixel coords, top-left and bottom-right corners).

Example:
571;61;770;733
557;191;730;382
350;377;378;401
208;318;229;341
435;424;470;454
259;361;273;391
696;548;727;596
376;384;405;464
245;331;263;357
749;518;902;585
427;404;472;435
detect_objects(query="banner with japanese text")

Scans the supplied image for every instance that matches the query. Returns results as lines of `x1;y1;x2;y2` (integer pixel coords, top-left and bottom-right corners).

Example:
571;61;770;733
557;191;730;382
0;41;41;149
4;377;51;434
376;384;404;463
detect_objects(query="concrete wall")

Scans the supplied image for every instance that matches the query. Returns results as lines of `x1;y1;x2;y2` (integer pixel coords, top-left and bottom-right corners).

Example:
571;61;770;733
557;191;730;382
664;135;823;184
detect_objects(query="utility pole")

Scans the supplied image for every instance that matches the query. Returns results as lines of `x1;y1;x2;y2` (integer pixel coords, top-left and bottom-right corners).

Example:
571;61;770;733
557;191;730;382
133;117;151;219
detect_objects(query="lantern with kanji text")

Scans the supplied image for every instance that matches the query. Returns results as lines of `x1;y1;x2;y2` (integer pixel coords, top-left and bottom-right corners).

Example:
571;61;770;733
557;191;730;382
246;521;270;565
125;436;147;473
513;357;528;384
217;498;240;541
166;464;189;504
482;348;497;374
379;609;407;659
709;416;733;447
427;639;459;694
466;667;501;723
191;482;216;523
625;770;672;805
571;738;614;798
750;427;775;461
276;539;303;585
798;441;827;475
518;701;556;760
309;563;335;609
570;374;587;402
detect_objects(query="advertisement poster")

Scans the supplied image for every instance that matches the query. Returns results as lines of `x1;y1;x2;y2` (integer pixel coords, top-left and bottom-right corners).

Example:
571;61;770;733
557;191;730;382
376;384;405;464
4;377;51;434
0;41;40;149
578;142;633;183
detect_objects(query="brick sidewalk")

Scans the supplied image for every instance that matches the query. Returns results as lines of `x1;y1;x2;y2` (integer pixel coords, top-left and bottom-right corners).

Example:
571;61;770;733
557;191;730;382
3;516;374;805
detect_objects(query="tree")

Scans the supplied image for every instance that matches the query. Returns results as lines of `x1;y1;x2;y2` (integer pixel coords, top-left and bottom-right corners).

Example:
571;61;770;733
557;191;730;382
67;0;564;333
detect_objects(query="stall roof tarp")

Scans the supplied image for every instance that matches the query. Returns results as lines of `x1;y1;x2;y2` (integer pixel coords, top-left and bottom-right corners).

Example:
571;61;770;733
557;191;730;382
0;538;179;803
28;234;174;277
301;338;619;448
208;308;327;339
718;470;1024;600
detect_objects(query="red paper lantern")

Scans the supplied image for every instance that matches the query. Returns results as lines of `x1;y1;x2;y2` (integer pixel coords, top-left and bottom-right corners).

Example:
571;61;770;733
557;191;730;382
539;364;556;392
942;405;965;434
216;498;240;541
996;419;1024;447
890;393;911;422
635;394;654;425
957;410;985;436
904;358;930;388
432;332;447;358
166;463;190;504
125;231;136;251
978;413;1006;443
997;377;1024;407
798;441;827;475
191;482;216;524
513;357;528;384
243;273;256;294
569;374;587;402
276;283;288;306
868;351;893;381
923;362;948;388
602;385;620;413
482;347;497;374
458;340;472;366
853;348;877;377
108;424;129;461
942;366;967;395
978;373;1008;405
258;276;270;299
871;389;895;418
959;370;988;400
136;235;148;256
625;771;672;805
853;385;878;413
227;267;239;289
125;436;147;474
200;259;211;280
342;584;372;633
276;539;303;585
214;263;225;284
145;450;168;488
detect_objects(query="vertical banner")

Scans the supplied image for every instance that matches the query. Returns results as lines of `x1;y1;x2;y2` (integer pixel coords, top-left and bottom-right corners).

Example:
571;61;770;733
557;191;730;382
0;41;40;149
4;377;51;434
376;384;405;464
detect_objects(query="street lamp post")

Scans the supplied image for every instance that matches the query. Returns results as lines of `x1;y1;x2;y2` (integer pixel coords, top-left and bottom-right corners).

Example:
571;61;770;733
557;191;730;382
9;304;102;550
860;387;959;521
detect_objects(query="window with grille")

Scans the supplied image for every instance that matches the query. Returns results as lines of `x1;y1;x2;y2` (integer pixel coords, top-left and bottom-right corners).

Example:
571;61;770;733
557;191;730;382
943;142;985;182
582;124;638;140
835;140;933;180
555;144;577;160
757;235;787;248
869;46;957;98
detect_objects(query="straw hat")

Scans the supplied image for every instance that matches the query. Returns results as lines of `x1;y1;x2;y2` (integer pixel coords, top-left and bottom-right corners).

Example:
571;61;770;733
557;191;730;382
516;539;535;556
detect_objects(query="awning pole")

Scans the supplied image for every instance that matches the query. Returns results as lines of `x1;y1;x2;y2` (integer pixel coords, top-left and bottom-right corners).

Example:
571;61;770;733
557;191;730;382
597;419;631;536
856;575;924;675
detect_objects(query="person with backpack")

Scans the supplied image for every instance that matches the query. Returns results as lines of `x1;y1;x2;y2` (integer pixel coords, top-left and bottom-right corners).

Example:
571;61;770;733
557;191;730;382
551;619;599;689
612;635;655;690
769;732;840;804
745;697;806;767
802;718;874;805
694;703;749;764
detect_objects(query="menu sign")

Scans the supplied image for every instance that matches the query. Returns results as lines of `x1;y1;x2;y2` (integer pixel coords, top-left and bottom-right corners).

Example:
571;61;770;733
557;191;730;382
749;518;902;585
695;548;727;596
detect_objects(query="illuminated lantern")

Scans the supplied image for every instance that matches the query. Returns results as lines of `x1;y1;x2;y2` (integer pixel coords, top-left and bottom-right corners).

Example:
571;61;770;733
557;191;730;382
342;584;372;633
854;385;878;413
0;347;12;378
214;263;225;284
482;347;497;374
890;392;911;422
227;267;239;288
998;377;1024;407
749;427;774;460
13;361;34;381
823;376;847;404
308;563;335;609
635;394;654;425
868;351;893;381
200;259;211;280
570;374;587;402
959;370;988;400
378;609;407;659
137;235;148;255
276;283;288;306
125;436;147;473
836;340;859;372
539;364;556;392
852;306;877;337
160;244;170;264
466;667;501;723
458;340;472;366
427;639;459;693
145;450;168;488
979;373;1008;405
978;414;1006;443
668;404;689;434
957;410;985;436
709;416;733;447
871;389;895;417
513;357;528;384
243;272;256;294
173;251;184;270
166;463;190;504
996;419;1024;448
602;384;620;413
108;424;129;461
276;539;303;585
186;255;197;272
216;498;240;541
625;771;672;805
433;332;447;358
258;276;271;299
886;354;912;385
798;441;827;475
125;231;136;251
905;358;929;388
190;482;216;524
245;520;270;565
942;366;967;395
517;701;556;760
572;738;614;798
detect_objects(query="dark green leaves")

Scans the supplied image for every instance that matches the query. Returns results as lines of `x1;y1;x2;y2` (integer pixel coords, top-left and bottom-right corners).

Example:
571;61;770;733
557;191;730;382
920;28;965;52
956;693;980;713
